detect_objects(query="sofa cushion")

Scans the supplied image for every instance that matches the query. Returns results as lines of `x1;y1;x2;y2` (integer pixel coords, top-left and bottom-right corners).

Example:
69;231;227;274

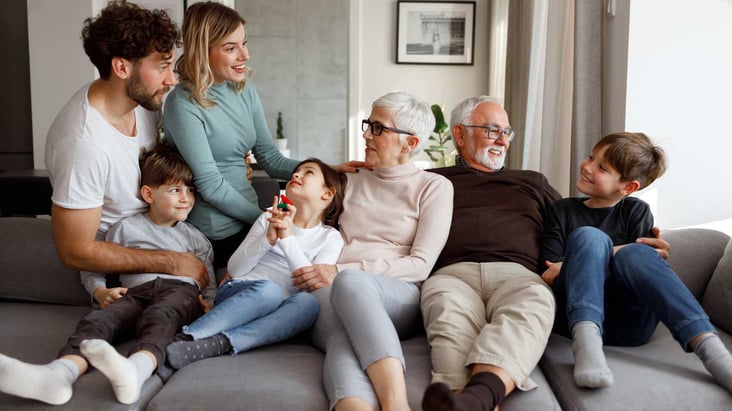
0;217;88;305
541;325;732;411
703;237;732;333
664;228;731;299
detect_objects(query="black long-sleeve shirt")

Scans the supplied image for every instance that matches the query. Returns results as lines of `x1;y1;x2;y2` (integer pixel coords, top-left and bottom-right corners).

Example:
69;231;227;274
539;196;654;265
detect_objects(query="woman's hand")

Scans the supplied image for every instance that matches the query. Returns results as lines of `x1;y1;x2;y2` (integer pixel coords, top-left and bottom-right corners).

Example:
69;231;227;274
636;226;670;260
333;160;371;174
245;152;253;183
292;264;338;291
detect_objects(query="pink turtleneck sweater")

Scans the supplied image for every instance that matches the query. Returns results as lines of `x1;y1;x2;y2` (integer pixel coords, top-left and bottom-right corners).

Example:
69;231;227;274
336;161;454;283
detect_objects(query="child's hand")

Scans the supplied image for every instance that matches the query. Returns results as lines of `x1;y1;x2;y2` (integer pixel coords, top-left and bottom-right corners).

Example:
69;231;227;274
198;294;213;313
266;195;282;245
267;195;296;243
540;260;562;287
93;286;128;308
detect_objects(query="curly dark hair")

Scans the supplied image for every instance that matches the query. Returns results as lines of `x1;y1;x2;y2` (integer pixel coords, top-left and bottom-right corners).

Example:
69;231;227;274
82;1;181;79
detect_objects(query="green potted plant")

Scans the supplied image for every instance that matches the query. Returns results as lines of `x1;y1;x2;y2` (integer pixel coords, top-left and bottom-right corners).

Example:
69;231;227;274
275;111;288;150
423;104;455;167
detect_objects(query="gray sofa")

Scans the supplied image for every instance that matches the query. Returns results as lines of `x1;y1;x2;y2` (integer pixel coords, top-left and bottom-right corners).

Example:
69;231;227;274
0;215;730;410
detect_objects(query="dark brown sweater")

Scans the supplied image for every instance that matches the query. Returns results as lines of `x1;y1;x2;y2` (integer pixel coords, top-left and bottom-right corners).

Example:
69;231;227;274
429;165;561;273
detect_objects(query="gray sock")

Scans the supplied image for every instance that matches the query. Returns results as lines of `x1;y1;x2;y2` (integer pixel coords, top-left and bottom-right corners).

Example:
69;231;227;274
166;333;232;370
571;321;613;388
694;334;732;393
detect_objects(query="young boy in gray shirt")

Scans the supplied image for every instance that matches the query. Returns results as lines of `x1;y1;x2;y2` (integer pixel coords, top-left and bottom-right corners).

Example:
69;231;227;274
0;146;215;405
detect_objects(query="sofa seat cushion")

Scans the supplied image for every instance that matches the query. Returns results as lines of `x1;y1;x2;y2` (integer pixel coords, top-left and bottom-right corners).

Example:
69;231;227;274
541;325;732;411
147;342;329;411
0;302;162;410
150;334;561;411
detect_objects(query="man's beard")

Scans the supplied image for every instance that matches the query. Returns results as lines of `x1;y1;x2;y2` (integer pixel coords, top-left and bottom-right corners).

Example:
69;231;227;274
466;135;506;171
127;72;168;111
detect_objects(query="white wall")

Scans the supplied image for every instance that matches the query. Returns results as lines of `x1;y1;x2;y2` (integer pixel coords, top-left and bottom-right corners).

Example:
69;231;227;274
617;0;732;229
348;0;490;161
27;0;95;169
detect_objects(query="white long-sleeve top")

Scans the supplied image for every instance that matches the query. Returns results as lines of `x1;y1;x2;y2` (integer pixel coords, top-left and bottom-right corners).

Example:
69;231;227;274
227;211;344;297
336;161;454;283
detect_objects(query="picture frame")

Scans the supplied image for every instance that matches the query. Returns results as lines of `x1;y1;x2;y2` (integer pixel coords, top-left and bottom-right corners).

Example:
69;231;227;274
396;1;476;65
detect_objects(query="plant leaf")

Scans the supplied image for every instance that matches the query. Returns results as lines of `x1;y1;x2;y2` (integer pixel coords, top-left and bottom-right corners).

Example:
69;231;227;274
431;104;448;134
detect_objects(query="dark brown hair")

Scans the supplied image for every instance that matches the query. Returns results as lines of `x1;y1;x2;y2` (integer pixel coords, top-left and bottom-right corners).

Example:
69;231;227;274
292;158;347;229
140;145;194;188
594;132;668;190
82;1;181;79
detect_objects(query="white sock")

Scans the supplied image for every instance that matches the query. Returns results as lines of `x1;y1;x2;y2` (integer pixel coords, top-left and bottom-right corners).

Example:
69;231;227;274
80;339;152;404
571;321;614;388
0;354;79;405
694;334;732;393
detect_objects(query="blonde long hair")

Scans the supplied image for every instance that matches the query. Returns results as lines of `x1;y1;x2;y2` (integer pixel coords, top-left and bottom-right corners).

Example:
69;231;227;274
176;1;251;108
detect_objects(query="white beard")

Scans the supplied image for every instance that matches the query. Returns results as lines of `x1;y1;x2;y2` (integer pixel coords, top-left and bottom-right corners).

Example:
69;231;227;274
467;137;506;170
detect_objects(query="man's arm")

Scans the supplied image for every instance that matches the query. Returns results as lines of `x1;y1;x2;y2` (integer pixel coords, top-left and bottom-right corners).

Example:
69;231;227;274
51;204;209;286
636;226;670;260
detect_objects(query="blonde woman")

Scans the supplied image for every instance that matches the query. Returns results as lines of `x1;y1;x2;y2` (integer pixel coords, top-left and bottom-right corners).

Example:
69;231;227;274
164;2;362;269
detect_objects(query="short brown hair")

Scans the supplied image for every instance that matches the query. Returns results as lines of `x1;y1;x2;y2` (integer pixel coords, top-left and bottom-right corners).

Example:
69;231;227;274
140;145;193;188
292;158;347;229
594;132;667;190
82;1;181;79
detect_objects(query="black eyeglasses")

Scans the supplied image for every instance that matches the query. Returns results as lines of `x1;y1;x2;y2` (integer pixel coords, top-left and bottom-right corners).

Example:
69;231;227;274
461;124;516;142
362;119;413;136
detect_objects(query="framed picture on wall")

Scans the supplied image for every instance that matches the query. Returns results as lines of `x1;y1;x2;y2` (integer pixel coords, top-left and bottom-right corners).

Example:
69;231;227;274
396;1;476;65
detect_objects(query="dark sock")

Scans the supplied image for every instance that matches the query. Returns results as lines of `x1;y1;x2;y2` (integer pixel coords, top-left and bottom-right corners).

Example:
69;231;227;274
422;372;506;411
165;333;232;370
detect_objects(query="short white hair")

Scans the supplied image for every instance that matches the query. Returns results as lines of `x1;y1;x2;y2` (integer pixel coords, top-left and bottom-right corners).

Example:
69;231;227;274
372;91;435;157
450;96;503;129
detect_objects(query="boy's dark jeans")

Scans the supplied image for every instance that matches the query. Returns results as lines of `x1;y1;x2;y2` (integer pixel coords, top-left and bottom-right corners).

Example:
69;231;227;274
58;277;203;366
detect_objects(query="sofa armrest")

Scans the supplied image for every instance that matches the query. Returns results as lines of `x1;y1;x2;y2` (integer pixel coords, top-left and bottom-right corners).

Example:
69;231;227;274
663;228;730;300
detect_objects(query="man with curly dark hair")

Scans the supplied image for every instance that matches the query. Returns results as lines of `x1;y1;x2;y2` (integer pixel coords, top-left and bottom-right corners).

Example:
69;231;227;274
0;2;204;406
45;1;209;306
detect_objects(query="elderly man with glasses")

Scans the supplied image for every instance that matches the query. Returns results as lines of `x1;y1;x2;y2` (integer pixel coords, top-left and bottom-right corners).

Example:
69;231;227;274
420;96;671;411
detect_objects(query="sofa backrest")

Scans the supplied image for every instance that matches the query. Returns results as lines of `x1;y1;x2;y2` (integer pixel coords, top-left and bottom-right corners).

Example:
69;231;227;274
0;217;89;305
702;237;732;334
664;228;730;300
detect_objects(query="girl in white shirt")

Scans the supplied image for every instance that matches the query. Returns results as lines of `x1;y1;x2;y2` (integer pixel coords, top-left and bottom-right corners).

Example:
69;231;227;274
166;158;346;369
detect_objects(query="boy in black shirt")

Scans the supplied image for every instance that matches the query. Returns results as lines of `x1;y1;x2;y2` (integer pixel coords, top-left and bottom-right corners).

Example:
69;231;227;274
540;132;732;393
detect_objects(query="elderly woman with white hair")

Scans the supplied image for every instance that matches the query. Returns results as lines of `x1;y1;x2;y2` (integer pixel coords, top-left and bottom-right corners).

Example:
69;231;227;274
292;91;454;411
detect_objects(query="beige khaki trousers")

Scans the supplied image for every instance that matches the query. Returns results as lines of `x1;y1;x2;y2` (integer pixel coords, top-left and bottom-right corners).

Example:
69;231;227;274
421;262;555;391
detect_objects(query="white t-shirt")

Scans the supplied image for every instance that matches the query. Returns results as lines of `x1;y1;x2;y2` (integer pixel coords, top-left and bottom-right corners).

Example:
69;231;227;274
45;84;160;234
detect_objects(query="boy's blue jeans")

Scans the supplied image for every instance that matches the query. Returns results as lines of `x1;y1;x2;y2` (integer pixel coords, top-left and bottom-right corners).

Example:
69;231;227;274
182;278;319;354
552;226;714;351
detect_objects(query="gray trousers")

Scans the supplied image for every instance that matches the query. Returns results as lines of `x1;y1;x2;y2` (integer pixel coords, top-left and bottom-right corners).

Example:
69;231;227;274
311;269;421;410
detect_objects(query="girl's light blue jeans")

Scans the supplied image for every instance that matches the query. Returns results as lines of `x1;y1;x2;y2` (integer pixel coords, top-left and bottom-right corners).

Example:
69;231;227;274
182;278;319;354
553;226;714;350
